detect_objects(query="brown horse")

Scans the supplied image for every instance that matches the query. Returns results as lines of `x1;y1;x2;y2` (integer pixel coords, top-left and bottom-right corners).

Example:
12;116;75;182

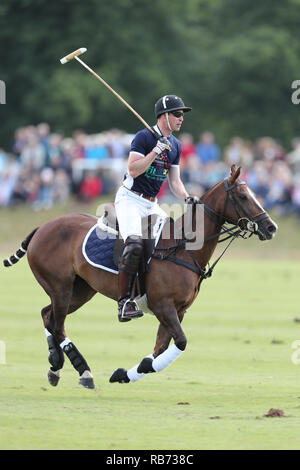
3;165;277;389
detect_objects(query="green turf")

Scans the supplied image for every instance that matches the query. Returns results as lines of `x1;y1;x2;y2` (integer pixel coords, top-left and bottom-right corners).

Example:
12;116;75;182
1;249;300;449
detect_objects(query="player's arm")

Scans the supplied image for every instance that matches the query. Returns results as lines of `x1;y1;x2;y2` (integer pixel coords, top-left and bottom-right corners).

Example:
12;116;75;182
167;165;189;201
128;151;157;179
128;138;171;179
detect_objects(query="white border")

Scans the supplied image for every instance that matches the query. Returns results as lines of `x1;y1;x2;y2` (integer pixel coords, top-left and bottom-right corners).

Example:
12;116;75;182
82;224;118;274
82;217;166;274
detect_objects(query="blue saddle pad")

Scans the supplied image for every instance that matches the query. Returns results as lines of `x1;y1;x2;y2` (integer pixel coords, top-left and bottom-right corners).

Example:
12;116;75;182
82;224;118;274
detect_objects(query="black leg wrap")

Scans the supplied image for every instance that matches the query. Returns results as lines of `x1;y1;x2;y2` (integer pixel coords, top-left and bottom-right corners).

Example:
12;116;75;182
63;342;90;376
47;335;64;372
109;368;130;383
176;339;187;351
137;357;155;374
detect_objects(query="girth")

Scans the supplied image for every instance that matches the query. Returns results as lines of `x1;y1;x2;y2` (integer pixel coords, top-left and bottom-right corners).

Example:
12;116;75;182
152;241;208;278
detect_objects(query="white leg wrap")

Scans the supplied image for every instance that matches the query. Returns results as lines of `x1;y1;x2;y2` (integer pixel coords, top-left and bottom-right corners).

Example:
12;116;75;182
59;337;71;349
127;365;144;383
152;344;183;372
127;354;154;382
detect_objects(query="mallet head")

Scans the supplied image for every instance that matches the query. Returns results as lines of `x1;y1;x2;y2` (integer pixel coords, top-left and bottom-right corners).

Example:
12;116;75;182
60;47;87;64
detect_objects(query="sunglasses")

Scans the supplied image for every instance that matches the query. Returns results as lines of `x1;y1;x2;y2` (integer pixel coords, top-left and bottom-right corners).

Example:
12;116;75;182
171;111;184;118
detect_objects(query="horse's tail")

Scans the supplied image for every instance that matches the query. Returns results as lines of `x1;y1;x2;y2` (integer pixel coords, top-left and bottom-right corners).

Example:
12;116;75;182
3;227;39;268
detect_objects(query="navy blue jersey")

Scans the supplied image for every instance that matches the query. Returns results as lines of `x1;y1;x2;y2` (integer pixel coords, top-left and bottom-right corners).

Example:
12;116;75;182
123;125;182;197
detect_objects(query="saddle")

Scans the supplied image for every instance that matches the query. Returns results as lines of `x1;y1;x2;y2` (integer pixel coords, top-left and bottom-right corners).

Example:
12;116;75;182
100;202;169;298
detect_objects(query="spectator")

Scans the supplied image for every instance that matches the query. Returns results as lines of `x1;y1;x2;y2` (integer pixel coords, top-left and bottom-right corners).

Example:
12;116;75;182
0;148;8;176
32;167;55;211
26;172;41;205
180;154;204;196
254;137;286;162
12;127;27;157
264;161;292;211
247;161;270;200
224;137;254;169
85;134;109;160
20;132;46;170
72;130;87;159
10;168;30;206
53;169;71;206
48;133;64;169
79;171;103;202
0;155;20;206
108;129;127;160
196;131;221;164
287;137;300;172
179;132;197;169
291;175;300;218
107;129;129;176
60;137;76;172
36;122;51;165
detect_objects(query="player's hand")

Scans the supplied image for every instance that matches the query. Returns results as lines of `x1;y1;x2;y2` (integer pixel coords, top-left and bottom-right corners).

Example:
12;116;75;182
153;137;172;154
185;196;200;204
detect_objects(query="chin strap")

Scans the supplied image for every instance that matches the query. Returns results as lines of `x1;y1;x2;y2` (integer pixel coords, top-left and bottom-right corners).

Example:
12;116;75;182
165;112;172;131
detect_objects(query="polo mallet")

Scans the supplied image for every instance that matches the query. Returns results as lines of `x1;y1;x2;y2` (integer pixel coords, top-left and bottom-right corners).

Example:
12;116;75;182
60;47;157;136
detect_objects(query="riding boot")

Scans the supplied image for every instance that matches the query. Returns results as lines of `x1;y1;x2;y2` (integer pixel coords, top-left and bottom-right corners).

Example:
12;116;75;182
117;235;144;323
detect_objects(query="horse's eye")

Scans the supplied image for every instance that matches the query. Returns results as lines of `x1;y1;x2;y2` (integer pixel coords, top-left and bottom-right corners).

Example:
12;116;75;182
239;194;248;201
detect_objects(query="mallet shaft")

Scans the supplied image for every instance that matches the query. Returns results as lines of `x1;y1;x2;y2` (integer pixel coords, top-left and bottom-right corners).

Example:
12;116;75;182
74;56;154;135
60;47;155;136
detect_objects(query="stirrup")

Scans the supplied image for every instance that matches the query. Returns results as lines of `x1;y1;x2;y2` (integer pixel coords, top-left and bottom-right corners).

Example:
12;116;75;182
118;298;144;323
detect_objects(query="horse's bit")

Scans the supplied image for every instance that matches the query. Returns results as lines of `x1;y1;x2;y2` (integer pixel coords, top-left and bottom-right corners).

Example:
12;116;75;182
201;178;269;240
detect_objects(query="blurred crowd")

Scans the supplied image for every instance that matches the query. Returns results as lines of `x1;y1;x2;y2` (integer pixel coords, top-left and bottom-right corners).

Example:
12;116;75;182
0;123;129;210
1;122;300;219
176;131;300;219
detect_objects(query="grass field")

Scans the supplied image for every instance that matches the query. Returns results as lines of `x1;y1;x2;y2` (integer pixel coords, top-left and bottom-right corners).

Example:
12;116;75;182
0;204;300;450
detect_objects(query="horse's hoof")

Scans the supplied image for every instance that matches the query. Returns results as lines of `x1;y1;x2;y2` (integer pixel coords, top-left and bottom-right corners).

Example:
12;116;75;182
109;368;130;383
47;369;60;387
79;370;95;389
79;377;95;389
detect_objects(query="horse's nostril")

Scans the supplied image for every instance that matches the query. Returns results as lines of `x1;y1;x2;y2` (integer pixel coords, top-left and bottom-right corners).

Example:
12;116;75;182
268;224;276;233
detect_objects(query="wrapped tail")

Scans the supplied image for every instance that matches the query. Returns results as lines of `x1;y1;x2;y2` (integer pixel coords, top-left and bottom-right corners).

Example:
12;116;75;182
3;227;39;268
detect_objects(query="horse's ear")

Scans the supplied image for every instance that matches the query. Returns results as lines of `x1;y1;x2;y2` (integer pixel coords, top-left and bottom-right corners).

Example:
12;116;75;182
228;165;241;185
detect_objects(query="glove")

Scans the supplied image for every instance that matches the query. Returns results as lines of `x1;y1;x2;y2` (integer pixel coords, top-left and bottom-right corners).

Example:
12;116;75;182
153;137;172;154
185;196;200;204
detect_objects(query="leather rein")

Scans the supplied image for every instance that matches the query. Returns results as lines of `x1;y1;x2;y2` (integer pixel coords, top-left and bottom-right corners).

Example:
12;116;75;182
152;178;268;279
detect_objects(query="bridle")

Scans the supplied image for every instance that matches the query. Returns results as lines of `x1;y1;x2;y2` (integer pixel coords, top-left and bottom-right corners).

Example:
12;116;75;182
153;177;270;280
200;178;269;241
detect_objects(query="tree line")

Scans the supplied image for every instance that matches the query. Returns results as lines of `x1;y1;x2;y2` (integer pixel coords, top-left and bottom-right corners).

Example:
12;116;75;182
1;0;300;150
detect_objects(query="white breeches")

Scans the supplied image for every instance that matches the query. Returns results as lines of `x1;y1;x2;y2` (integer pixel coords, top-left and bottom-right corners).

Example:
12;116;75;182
115;186;168;241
